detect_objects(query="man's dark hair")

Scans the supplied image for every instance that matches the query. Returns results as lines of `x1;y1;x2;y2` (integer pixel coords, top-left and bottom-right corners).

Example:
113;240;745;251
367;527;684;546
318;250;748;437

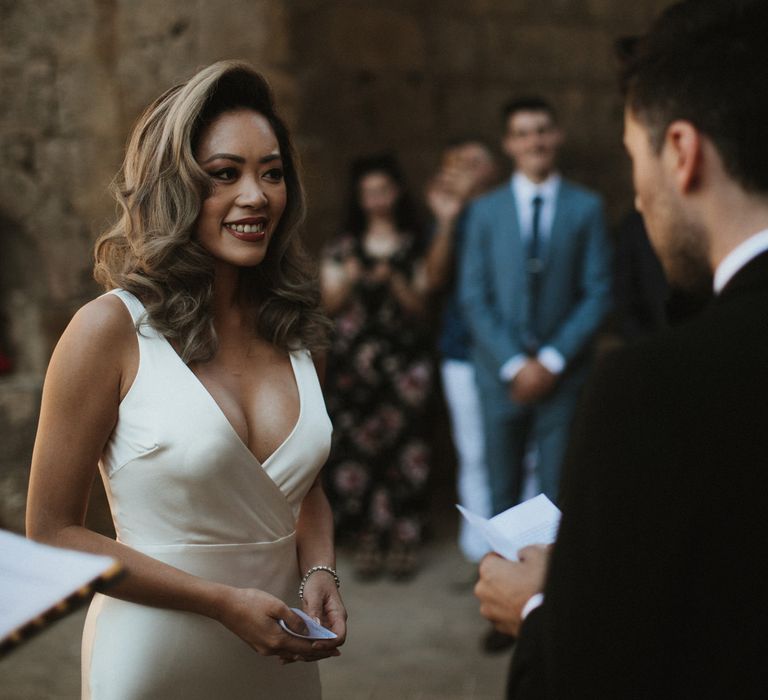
619;0;768;193
501;97;558;127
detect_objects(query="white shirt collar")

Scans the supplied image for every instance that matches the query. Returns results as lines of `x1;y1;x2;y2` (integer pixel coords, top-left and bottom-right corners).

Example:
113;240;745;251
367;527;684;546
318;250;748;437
511;171;561;203
713;228;768;294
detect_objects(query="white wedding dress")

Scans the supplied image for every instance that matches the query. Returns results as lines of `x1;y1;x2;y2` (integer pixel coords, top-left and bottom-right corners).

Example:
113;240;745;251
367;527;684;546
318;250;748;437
82;289;332;699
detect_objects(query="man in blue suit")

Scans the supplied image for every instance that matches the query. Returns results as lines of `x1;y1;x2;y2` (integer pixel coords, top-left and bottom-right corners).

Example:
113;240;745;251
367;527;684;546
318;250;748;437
459;98;612;513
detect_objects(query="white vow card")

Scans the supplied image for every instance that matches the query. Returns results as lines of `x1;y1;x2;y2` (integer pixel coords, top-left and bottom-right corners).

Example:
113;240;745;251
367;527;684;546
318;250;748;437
457;493;561;561
279;607;337;640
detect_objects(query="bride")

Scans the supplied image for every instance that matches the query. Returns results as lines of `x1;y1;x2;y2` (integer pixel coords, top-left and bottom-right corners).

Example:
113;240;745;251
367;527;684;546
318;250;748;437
26;60;346;699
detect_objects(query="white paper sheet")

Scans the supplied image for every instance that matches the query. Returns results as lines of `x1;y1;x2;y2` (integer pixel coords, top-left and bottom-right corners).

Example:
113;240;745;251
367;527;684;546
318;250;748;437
457;493;561;561
279;607;337;640
0;530;118;641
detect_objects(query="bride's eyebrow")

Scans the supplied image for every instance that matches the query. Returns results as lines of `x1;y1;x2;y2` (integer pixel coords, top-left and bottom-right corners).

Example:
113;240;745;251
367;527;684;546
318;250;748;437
201;152;282;164
201;153;245;164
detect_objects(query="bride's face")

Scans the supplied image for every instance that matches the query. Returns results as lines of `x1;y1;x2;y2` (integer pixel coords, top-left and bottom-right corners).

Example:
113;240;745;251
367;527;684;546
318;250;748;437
194;108;287;269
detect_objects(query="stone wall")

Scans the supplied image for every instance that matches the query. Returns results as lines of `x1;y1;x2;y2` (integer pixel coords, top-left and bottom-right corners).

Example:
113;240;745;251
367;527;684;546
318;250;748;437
0;0;674;531
292;0;674;239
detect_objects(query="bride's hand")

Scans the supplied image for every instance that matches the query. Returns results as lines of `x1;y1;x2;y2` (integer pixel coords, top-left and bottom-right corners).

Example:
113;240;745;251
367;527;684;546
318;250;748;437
301;571;348;650
215;586;340;662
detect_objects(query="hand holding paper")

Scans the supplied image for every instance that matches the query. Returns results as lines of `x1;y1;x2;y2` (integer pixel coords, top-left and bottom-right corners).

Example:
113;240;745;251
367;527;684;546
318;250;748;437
476;546;550;637
467;495;560;635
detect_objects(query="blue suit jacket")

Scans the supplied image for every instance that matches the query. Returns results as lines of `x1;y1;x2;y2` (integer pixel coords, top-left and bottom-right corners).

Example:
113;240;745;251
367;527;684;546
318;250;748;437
459;178;612;408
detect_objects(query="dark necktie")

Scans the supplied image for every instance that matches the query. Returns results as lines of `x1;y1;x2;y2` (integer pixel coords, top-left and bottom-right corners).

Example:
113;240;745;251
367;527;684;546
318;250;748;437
525;195;544;353
529;194;543;269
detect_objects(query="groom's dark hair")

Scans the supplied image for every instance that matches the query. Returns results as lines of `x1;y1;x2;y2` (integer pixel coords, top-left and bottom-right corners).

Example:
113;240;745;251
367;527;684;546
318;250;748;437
618;0;768;194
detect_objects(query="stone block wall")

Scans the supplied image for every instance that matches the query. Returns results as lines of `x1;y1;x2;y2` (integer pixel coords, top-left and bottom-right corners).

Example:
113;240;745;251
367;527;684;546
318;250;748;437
291;0;675;241
0;0;674;531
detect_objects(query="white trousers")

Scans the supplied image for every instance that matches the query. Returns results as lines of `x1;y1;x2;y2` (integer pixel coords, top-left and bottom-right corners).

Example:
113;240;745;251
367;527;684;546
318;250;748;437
441;359;492;562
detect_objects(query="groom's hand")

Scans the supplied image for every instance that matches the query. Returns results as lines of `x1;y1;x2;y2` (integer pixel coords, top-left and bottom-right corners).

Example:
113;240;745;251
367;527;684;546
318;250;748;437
475;546;551;637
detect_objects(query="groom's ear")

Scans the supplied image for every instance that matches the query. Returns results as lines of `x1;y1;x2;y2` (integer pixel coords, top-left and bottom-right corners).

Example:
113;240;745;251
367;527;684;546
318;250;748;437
663;120;703;195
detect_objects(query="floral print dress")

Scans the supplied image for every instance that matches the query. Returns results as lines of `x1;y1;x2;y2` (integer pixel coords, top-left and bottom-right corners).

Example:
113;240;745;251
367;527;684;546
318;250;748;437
323;233;434;547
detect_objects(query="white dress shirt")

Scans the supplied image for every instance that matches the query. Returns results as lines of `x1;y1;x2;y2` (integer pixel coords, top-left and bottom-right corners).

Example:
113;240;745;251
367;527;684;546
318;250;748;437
500;172;565;382
713;228;768;293
512;171;561;246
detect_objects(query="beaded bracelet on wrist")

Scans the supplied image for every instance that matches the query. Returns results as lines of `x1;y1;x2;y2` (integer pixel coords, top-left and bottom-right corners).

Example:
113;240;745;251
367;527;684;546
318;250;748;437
298;565;341;601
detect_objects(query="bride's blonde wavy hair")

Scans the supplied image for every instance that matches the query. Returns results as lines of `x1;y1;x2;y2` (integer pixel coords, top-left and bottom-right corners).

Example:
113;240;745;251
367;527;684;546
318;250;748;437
94;60;330;362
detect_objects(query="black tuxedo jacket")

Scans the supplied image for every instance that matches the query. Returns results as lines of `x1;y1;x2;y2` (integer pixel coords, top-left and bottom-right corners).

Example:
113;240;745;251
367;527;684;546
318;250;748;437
508;250;768;699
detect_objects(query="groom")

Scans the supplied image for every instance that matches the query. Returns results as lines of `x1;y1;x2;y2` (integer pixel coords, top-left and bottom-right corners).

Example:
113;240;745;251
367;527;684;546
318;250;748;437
474;1;768;697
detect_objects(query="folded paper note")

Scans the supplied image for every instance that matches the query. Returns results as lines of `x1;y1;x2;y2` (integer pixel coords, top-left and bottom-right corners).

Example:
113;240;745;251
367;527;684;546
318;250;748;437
279;607;337;640
457;493;561;561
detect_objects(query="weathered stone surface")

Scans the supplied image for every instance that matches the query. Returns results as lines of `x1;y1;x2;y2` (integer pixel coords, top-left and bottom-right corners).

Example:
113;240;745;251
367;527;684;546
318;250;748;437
0;376;41;533
299;5;428;72
424;15;484;76
482;23;617;85
199;0;292;67
5;293;48;377
114;0;201;126
585;0;665;26
432;78;515;142
261;66;301;128
465;0;555;17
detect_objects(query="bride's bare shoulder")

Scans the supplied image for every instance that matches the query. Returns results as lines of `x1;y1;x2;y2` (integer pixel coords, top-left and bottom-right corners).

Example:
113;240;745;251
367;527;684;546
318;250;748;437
49;293;138;385
65;293;135;347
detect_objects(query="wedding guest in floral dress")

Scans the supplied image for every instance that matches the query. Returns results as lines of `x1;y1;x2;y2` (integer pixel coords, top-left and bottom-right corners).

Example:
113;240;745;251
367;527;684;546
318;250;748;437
321;153;434;580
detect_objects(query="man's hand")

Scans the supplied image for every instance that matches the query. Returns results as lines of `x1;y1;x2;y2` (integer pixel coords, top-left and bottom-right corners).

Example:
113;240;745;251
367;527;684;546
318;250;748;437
474;545;551;637
509;359;557;404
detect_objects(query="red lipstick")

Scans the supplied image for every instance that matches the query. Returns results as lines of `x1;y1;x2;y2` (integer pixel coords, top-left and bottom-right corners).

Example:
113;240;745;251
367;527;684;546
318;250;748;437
223;217;268;242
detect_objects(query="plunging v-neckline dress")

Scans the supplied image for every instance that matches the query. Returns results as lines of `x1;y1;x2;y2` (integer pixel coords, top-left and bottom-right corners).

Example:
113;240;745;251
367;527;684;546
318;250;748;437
81;289;332;699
